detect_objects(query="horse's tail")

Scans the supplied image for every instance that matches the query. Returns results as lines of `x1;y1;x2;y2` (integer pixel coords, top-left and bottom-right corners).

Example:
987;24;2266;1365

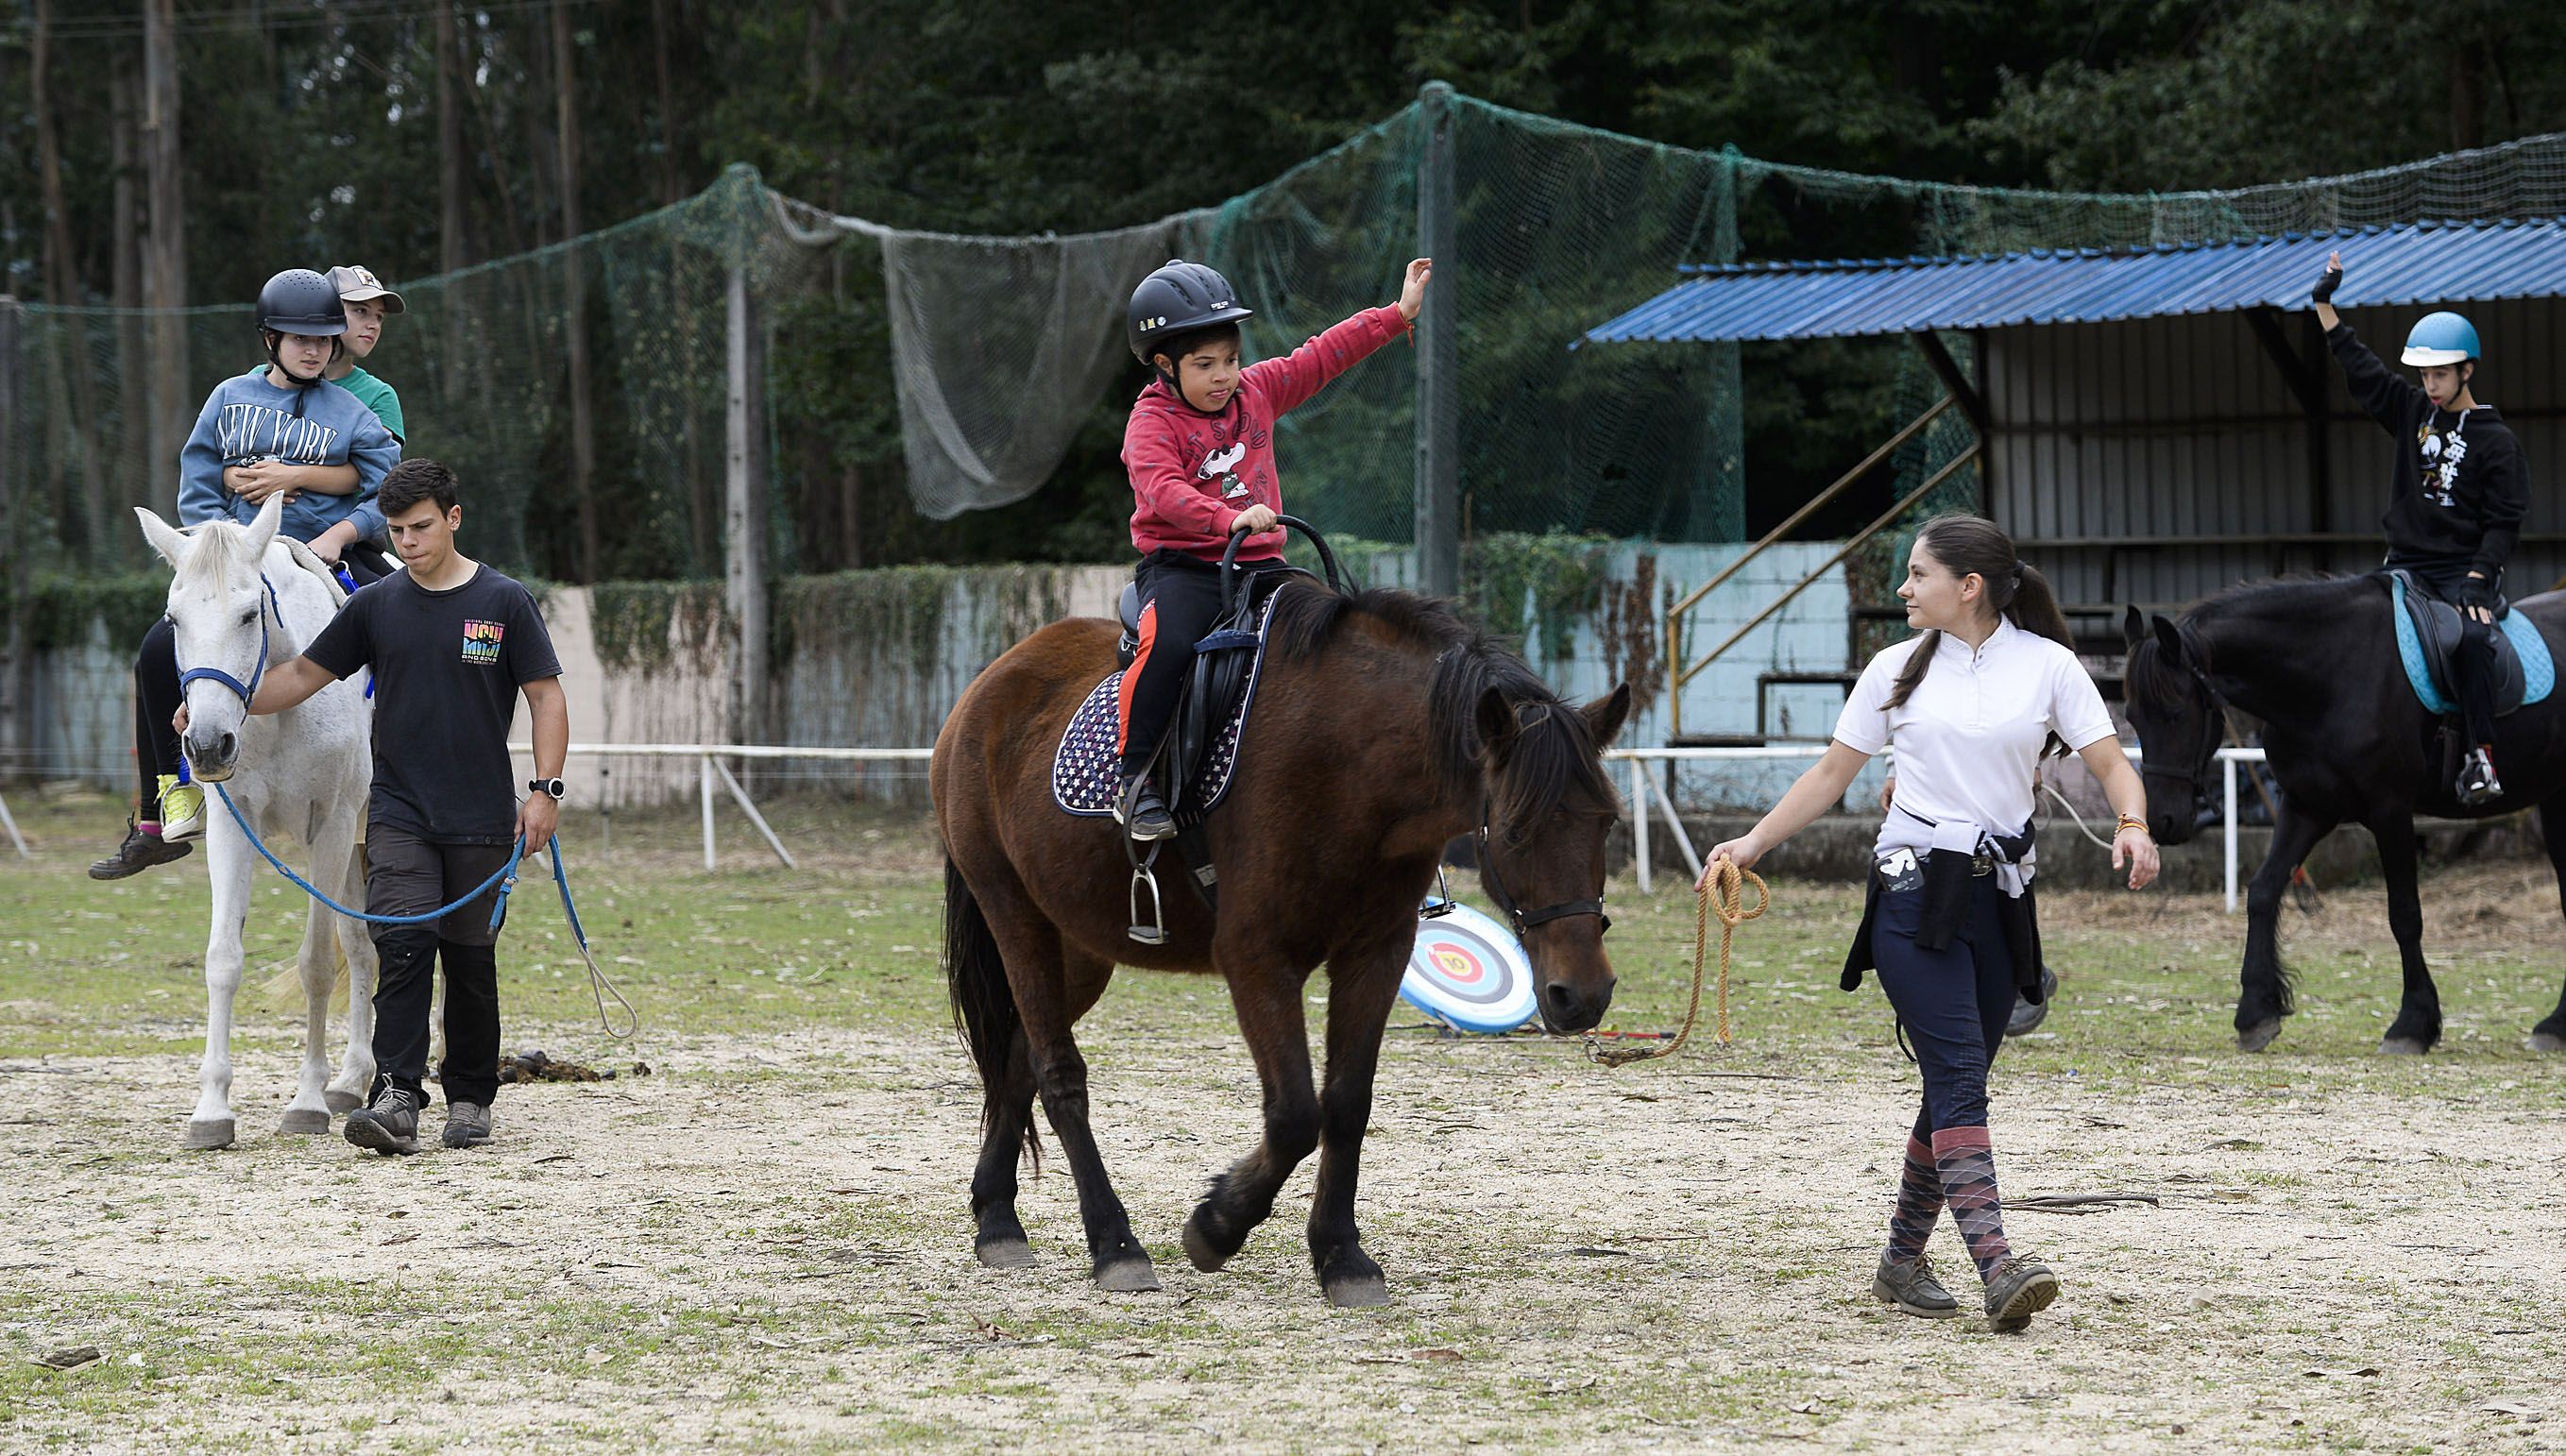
943;857;1039;1172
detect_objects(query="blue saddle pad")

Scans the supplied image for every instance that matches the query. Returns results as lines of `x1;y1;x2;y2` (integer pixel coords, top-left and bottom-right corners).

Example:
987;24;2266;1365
2390;573;2554;714
1051;589;1283;821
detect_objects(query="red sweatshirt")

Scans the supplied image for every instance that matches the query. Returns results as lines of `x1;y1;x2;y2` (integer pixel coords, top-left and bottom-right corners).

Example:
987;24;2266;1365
1122;304;1409;561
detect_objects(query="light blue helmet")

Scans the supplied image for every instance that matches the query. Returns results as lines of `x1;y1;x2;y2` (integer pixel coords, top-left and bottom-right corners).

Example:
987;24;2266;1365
2400;311;2480;367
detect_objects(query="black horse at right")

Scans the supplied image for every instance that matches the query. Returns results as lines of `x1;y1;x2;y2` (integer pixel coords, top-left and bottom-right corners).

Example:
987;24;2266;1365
2122;584;2566;1055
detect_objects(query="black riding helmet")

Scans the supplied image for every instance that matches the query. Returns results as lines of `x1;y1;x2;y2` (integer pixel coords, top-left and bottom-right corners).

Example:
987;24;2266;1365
1127;260;1253;388
256;268;348;410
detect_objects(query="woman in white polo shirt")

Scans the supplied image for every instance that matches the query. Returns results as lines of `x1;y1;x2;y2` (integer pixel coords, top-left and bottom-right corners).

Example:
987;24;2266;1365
1705;514;2158;1332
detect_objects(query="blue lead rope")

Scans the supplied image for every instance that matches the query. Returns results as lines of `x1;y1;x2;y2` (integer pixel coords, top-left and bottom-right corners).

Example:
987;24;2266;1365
208;781;637;1039
212;780;519;931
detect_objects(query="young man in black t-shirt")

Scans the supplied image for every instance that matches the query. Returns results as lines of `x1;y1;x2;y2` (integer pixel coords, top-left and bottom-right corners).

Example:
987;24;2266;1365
238;459;569;1154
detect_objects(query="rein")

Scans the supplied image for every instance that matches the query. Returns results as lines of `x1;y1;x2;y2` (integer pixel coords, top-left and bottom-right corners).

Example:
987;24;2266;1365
1587;857;1767;1068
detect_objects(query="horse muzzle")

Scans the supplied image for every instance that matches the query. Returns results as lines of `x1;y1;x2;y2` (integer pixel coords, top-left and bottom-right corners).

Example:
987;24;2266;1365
1537;973;1614;1034
185;730;240;782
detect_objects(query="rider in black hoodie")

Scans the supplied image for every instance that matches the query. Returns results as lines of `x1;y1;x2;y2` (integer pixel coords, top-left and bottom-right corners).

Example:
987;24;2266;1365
2315;249;2529;805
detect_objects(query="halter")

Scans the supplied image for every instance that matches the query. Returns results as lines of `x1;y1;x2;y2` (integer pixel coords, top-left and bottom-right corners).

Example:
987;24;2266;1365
2134;650;2235;803
175;572;284;707
1475;812;1610;938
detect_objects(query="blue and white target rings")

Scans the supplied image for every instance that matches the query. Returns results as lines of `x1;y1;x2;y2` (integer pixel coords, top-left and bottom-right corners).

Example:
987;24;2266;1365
1401;902;1538;1034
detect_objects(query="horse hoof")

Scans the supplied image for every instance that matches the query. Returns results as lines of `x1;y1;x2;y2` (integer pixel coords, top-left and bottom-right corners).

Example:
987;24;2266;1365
2378;1037;2428;1057
1094;1259;1163;1294
182;1119;236;1151
976;1239;1035;1270
1324;1276;1390;1309
2235;1020;2283;1053
324;1090;363;1115
2526;1032;2566;1054
1181;1219;1231;1274
278;1108;331;1136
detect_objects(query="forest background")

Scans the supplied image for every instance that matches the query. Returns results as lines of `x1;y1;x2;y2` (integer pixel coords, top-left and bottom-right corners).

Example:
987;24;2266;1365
2;0;2558;580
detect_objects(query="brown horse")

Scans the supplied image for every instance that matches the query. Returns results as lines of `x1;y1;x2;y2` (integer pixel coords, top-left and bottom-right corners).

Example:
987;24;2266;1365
933;580;1629;1306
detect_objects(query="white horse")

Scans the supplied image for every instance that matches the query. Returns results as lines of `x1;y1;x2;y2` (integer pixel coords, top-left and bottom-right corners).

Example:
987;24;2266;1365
138;497;379;1150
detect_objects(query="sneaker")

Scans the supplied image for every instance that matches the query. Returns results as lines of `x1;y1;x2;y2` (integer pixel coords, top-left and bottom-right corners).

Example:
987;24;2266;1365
1982;1255;2060;1332
2456;748;2503;807
1872;1252;1960;1319
1113;776;1177;842
87;820;193;880
158;774;206;842
343;1086;421;1156
442;1101;493;1149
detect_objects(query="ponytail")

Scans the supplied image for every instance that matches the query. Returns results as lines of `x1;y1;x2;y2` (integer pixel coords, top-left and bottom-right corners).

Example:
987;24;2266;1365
1882;516;2075;754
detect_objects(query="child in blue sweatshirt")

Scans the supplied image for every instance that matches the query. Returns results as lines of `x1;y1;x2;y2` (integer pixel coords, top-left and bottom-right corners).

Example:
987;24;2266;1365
91;268;402;879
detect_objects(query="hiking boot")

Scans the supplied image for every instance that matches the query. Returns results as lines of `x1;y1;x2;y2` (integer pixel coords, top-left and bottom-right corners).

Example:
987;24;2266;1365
87;820;193;880
1114;775;1177;842
1982;1255;2060;1332
442;1101;493;1149
1872;1252;1960;1319
2456;748;2503;807
343;1086;421;1156
158;773;206;842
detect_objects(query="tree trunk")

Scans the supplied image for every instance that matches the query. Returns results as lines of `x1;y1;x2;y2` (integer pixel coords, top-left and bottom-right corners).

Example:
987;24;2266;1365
32;0;112;550
33;0;76;306
142;0;189;530
437;0;468;392
554;0;599;581
650;0;682;205
113;59;146;502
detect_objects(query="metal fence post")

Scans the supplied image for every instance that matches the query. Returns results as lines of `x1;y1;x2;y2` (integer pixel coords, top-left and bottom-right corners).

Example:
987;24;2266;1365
1414;82;1459;600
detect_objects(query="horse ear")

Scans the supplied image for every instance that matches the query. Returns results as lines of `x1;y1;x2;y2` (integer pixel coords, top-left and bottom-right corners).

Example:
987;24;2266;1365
1582;683;1633;749
2122;603;2147;652
1475;686;1517;756
2150;614;2184;663
134;507;192;570
242;493;285;559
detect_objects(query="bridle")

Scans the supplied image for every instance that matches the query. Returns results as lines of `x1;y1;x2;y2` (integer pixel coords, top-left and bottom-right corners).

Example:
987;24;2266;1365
175;572;284;708
2134;646;2233;804
1476;810;1610;937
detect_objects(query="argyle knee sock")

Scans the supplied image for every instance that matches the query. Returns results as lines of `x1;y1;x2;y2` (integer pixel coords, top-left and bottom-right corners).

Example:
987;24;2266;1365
1884;1133;1943;1263
1930;1125;2012;1280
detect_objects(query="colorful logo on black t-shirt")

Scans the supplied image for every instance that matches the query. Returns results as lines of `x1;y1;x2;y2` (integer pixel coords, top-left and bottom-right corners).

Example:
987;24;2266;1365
462;618;505;666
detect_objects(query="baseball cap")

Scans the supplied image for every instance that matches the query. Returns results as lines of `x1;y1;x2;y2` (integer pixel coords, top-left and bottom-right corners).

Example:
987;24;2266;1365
325;264;406;314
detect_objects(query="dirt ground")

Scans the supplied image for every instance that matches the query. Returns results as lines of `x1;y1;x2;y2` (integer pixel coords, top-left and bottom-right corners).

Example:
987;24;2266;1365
6;1025;2563;1451
5;789;2564;1451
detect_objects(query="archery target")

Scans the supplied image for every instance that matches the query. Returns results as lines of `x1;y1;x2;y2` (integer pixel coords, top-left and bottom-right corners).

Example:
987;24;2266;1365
1402;902;1539;1034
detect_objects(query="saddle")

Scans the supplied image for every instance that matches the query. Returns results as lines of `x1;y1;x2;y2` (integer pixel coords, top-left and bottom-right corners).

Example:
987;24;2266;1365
2384;569;2553;718
1050;567;1304;829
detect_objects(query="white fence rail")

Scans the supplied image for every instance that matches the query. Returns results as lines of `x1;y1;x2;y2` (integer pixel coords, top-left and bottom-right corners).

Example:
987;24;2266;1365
519;740;2271;912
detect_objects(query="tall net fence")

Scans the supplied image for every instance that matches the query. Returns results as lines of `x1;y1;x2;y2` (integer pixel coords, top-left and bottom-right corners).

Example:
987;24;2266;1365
10;93;2566;599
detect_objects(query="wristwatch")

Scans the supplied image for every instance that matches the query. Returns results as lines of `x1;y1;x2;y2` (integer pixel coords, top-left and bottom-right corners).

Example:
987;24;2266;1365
528;777;567;801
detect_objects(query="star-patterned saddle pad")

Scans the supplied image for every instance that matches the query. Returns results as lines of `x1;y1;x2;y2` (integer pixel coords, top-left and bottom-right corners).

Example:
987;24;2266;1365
1052;589;1284;821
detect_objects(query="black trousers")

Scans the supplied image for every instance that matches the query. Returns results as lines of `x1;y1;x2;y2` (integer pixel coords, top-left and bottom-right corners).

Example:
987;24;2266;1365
134;617;182;816
366;823;514;1108
1116;550;1290;776
2400;562;2503;750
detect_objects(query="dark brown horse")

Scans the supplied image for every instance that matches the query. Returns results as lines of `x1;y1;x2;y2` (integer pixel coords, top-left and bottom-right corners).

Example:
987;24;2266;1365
933;580;1629;1305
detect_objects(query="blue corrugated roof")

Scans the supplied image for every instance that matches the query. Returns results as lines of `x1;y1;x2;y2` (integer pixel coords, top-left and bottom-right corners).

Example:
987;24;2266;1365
1580;218;2566;345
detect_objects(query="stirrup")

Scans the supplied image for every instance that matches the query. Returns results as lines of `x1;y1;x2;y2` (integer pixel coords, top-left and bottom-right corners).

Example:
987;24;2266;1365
1127;844;1166;946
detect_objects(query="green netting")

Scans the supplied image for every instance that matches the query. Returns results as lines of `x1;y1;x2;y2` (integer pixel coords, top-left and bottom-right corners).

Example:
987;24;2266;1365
10;92;2566;594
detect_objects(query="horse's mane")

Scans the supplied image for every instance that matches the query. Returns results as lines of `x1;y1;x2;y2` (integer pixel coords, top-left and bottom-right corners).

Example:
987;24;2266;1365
170;519;346;606
1264;579;1616;822
2126;573;2381;713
